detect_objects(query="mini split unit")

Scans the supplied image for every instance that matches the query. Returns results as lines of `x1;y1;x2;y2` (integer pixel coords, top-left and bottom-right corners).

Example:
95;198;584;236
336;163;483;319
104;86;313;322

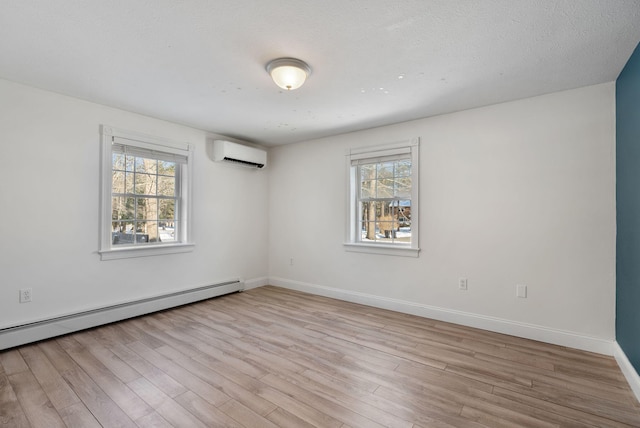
212;140;267;169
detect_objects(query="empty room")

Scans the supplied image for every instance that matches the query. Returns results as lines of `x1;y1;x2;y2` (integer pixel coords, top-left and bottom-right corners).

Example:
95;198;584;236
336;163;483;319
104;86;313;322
2;1;640;426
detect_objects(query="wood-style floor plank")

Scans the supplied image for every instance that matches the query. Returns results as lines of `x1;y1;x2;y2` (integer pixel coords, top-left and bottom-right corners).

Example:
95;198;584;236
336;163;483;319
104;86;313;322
127;378;209;428
6;370;65;428
0;285;638;427
0;349;29;376
154;344;279;416
56;402;101;428
58;343;154;422
37;341;137;428
0;372;31;428
17;345;80;411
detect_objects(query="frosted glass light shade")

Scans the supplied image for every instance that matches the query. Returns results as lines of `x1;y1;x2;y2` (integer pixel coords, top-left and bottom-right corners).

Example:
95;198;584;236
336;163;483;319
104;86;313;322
266;58;311;90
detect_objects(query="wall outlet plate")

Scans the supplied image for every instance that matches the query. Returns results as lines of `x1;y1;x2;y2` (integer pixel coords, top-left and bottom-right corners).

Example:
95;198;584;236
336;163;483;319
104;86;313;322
459;278;468;291
19;288;32;303
517;284;527;298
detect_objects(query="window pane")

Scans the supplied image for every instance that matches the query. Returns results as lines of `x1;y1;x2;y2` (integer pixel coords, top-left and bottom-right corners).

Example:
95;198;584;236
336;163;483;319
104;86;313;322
393;200;412;243
112;197;134;220
137;221;160;243
159;220;176;243
136;198;159;221
396;201;411;224
361;221;376;242
136;199;144;220
377;162;394;179
111;200;119;221
112;153;125;171
136;157;157;174
135;173;156;195
159;161;176;176
377;179;394;198
395;177;411;198
359;199;412;244
360;201;376;241
104;131;190;253
125;172;134;194
112;171;125;194
360;180;374;198
360;164;375;181
112;222;135;245
158;176;175;197
377;200;396;241
395;160;411;177
125;155;135;172
158;199;176;221
349;145;416;250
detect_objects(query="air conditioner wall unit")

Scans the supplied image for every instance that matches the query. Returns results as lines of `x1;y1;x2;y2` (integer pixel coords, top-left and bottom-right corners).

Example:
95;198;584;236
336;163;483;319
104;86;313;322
212;140;267;169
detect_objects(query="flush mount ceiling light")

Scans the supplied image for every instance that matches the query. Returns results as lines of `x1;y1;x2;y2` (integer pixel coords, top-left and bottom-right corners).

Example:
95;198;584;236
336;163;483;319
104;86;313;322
266;58;311;90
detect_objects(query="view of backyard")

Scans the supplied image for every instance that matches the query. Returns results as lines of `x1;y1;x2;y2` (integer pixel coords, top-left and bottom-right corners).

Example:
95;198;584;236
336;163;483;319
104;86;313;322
111;152;179;246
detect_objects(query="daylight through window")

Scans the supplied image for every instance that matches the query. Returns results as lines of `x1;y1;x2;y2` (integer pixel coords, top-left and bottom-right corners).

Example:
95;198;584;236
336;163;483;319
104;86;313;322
358;158;412;244
99;126;193;260
111;145;182;246
346;139;420;257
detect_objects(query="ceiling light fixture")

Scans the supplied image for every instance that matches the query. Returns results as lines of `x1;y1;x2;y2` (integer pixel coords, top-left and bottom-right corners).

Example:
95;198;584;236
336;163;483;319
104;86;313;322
266;58;311;90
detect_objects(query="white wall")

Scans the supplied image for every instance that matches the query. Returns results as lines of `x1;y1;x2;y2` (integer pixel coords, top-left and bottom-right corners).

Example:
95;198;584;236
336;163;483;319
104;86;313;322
0;78;617;352
268;83;616;349
0;79;268;329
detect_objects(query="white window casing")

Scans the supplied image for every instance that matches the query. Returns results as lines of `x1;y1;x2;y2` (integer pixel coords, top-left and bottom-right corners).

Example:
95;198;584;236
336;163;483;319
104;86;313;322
99;125;194;260
345;138;420;257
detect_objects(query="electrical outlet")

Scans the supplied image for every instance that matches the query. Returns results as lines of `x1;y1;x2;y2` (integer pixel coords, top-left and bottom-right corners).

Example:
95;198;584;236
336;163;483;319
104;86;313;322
459;278;468;291
19;288;32;303
517;284;527;298
290;258;294;266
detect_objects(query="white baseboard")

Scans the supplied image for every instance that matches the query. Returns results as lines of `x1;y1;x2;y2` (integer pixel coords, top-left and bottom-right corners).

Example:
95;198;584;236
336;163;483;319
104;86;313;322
614;342;640;403
0;279;244;350
269;277;615;356
244;276;269;290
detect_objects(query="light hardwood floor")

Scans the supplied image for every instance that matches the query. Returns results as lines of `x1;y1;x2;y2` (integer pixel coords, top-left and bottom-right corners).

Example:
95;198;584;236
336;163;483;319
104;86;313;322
1;285;639;427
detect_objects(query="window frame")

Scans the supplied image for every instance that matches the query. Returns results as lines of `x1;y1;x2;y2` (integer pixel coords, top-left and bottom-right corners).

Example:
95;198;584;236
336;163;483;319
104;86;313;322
344;138;420;257
99;125;194;260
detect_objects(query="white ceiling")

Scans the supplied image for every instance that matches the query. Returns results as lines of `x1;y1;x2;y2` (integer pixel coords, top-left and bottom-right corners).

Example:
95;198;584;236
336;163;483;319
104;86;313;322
1;1;639;146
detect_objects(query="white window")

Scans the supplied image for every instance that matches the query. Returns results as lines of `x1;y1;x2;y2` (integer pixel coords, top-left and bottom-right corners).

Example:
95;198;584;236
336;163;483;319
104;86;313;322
345;138;420;257
99;126;194;260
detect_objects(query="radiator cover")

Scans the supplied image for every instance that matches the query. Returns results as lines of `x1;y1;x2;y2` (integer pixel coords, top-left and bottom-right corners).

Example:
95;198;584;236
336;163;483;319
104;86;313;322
0;280;243;350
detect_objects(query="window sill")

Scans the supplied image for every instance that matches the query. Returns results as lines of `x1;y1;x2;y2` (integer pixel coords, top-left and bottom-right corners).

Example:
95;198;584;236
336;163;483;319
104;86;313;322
99;243;195;261
343;242;420;257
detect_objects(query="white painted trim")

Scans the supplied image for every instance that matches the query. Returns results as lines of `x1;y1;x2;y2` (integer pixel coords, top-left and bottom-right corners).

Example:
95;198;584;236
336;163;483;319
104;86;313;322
268;277;615;356
244;277;269;290
343;242;420;257
0;279;243;350
99;124;194;259
345;137;420;254
346;138;419;156
614;342;640;403
99;243;195;260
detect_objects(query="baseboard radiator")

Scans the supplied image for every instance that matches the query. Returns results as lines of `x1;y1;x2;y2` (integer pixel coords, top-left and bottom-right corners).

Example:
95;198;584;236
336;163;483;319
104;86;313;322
0;279;243;351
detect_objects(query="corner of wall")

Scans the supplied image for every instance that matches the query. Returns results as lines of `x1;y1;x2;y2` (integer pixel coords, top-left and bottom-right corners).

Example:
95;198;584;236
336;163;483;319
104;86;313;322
614;342;640;403
244;277;269;290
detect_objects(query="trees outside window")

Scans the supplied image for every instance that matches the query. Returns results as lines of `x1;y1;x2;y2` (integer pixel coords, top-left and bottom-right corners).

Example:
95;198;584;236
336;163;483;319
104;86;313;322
111;154;178;245
345;139;420;257
358;159;412;244
99;126;193;260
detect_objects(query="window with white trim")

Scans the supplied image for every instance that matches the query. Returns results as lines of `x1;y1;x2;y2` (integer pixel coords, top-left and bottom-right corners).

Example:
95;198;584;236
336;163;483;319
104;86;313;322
345;139;420;257
99;126;194;260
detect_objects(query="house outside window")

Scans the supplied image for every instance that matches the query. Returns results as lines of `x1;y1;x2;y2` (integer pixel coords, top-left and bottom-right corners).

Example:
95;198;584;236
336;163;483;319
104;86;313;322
99;126;194;260
345;138;420;257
